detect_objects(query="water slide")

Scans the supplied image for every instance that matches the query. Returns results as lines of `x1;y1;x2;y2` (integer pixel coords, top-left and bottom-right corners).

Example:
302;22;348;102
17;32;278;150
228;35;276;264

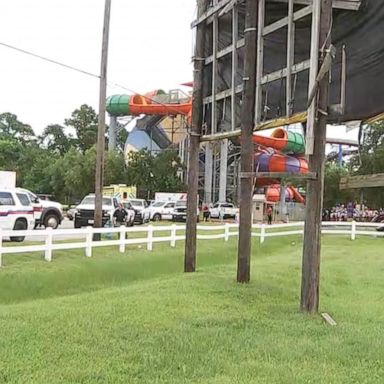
253;128;308;203
106;91;192;117
265;184;305;204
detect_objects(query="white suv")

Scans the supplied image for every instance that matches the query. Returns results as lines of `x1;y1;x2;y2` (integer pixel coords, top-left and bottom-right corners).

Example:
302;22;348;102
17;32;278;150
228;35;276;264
16;188;64;229
0;189;35;242
146;201;176;221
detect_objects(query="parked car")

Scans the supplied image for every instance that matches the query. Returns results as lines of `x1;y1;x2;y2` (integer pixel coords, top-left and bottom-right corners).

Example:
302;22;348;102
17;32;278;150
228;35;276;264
172;200;200;222
0;188;35;242
124;199;150;224
75;195;119;228
146;201;176;221
17;188;64;229
209;202;238;219
67;205;79;221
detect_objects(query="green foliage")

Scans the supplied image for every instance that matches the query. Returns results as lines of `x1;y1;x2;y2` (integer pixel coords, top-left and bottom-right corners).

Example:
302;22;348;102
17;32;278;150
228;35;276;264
126;149;184;198
105;150;127;186
0;112;35;143
40;124;74;155
0;236;384;383
64;104;99;153
323;163;356;208
350;122;384;208
0;107;184;204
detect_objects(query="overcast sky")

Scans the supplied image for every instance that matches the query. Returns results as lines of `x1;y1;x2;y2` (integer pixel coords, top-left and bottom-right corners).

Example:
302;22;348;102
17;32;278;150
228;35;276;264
0;0;196;134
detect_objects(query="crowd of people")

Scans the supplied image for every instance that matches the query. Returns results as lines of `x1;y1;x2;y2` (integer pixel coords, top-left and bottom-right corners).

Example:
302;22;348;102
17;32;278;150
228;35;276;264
323;203;384;222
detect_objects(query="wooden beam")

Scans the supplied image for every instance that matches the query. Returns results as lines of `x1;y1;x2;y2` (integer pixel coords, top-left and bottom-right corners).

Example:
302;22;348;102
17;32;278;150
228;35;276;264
203;59;310;104
242;171;317;180
340;174;384;190
191;0;360;28
184;0;209;273
305;0;321;155
321;312;337;326
237;0;258;284
211;7;218;134
94;0;112;240
231;4;239;131
254;0;265;124
267;0;360;11
263;5;312;36
191;0;232;28
205;38;245;65
301;0;333;314
286;0;295;117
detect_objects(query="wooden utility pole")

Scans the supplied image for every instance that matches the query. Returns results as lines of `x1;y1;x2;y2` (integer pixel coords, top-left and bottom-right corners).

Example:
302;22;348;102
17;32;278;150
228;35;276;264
237;0;258;283
301;0;333;312
184;0;208;272
94;0;112;239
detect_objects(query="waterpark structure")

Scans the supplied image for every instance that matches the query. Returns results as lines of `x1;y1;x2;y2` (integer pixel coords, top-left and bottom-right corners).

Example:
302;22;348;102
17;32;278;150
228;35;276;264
106;89;315;208
184;0;384;314
106;87;358;213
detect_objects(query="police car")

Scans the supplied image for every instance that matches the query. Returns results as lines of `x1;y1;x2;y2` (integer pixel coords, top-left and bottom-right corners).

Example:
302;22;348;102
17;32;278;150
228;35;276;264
0;188;35;242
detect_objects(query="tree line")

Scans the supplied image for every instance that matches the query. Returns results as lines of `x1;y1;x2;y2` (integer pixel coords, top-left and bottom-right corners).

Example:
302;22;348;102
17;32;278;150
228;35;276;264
0;105;184;204
324;122;384;209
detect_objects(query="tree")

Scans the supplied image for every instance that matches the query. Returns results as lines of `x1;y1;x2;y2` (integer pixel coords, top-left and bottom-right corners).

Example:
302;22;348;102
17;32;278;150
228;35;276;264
0;112;35;143
117;127;128;152
349;122;384;208
323;163;356;209
64;105;99;153
40;124;74;155
152;150;184;193
105;150;127;185
126;149;184;199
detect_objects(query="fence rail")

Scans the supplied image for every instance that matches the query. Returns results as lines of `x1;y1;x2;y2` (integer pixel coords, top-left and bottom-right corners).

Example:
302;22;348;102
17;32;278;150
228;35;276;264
0;221;383;267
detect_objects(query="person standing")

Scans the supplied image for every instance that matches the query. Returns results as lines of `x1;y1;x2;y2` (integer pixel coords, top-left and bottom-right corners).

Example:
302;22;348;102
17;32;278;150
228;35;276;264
202;203;210;222
267;205;273;225
113;204;128;227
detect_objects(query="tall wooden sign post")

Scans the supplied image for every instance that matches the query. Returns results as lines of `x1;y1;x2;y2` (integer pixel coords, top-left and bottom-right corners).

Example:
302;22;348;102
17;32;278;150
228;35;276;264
301;0;333;313
184;0;209;272
237;0;258;283
94;0;112;240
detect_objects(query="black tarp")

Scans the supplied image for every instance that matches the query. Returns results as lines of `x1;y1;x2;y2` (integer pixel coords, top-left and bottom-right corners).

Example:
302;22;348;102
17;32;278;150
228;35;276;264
203;0;384;130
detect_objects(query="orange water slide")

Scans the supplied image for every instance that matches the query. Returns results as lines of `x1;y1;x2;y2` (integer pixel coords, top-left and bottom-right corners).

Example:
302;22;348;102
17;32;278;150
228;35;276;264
253;128;305;154
264;184;305;204
106;91;192;117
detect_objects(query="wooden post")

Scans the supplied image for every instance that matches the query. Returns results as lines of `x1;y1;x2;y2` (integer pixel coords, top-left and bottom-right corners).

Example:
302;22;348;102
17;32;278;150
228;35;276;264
184;0;208;273
171;224;177;247
45;227;53;262
300;0;333;313
231;3;238;131
224;222;230;242
286;0;295;117
94;0;112;240
85;226;93;257
237;0;258;283
260;223;266;244
119;225;126;253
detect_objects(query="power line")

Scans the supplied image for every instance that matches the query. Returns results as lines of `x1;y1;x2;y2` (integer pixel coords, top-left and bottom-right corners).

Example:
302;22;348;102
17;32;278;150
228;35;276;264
0;40;192;117
0;41;100;79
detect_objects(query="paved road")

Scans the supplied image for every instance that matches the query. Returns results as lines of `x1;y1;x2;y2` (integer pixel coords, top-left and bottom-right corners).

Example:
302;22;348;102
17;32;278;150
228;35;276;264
26;218;83;242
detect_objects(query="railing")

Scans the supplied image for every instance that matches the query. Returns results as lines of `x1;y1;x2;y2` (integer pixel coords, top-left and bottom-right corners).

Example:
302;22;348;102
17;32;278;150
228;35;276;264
0;221;383;267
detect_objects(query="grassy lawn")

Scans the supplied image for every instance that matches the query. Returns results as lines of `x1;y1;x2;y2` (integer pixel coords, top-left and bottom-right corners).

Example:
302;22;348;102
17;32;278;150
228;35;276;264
0;235;383;383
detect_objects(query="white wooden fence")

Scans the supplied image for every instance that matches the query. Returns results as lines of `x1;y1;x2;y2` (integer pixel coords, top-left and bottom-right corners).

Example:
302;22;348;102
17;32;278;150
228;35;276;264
0;221;383;267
